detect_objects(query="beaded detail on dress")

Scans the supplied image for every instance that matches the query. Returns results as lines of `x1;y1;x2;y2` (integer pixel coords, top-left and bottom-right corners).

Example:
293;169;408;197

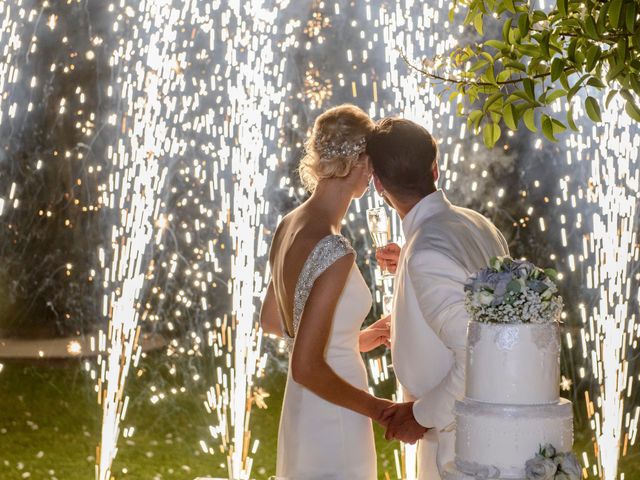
284;234;355;353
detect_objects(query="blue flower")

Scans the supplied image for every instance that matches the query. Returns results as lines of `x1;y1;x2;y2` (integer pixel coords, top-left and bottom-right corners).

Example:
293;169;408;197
466;269;502;292
525;455;557;480
503;259;534;278
527;279;548;293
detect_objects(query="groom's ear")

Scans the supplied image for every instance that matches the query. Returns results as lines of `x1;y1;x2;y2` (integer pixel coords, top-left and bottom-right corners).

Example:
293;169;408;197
372;174;384;194
432;161;439;184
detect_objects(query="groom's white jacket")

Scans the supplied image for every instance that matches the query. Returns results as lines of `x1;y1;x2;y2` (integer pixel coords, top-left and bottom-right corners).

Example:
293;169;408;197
391;190;509;477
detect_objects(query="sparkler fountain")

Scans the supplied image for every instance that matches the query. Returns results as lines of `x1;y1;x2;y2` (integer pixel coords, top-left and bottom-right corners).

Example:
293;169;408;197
0;0;34;222
0;2;22;136
579;95;639;479
203;2;286;478
97;1;178;478
96;0;294;477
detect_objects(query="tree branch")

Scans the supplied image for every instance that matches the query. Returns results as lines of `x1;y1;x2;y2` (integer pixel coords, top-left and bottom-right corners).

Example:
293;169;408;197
530;28;631;41
401;51;577;88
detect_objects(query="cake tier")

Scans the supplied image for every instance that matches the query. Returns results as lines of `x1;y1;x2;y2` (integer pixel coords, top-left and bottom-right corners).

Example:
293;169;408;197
454;398;573;479
466;321;560;404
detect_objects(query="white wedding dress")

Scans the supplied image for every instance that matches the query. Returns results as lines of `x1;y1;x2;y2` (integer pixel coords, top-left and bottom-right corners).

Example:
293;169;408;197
276;234;377;479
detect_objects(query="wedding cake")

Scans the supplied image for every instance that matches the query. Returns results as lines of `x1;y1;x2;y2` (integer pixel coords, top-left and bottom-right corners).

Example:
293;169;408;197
443;257;580;480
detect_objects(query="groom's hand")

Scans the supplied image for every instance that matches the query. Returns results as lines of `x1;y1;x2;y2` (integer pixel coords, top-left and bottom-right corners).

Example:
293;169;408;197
381;402;427;444
375;243;401;274
358;315;391;352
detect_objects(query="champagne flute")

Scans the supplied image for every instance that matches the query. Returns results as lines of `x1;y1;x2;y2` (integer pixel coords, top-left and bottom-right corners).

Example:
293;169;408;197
366;207;393;277
382;293;394;315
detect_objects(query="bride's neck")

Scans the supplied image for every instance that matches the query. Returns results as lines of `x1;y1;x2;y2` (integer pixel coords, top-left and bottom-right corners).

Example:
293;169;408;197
308;179;353;230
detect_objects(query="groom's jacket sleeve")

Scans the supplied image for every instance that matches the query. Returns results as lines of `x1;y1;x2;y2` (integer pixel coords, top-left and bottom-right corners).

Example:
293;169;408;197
406;249;469;432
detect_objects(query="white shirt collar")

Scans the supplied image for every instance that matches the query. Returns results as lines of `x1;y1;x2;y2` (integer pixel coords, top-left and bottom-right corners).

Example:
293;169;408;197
401;189;451;238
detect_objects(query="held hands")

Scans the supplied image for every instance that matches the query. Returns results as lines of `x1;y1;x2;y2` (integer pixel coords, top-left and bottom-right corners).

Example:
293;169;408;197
359;315;391;352
371;398;395;427
375;243;401;275
381;402;428;444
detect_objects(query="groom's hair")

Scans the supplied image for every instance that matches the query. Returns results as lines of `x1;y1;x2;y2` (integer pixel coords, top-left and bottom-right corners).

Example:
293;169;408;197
366;117;438;199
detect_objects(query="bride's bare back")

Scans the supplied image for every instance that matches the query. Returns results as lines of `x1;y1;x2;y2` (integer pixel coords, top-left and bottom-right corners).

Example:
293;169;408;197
269;204;336;338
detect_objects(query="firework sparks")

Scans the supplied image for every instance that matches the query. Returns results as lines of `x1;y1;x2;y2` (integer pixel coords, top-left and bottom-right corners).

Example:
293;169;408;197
198;2;292;478
304;10;331;39
303;66;333;110
581;94;639;479
97;1;178;477
0;2;22;131
0;1;638;479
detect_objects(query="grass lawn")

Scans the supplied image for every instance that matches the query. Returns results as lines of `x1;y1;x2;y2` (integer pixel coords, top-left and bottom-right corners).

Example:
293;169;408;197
0;351;399;480
0;352;637;479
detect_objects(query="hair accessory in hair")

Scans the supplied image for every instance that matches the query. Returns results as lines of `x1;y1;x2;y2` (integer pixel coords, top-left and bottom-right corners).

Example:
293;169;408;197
313;135;367;161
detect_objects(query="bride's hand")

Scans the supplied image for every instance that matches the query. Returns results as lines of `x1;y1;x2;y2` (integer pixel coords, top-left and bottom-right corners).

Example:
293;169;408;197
371;398;395;427
359;315;391;352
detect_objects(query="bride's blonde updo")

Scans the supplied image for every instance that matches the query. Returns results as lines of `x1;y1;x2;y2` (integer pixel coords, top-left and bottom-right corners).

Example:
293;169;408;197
299;104;375;192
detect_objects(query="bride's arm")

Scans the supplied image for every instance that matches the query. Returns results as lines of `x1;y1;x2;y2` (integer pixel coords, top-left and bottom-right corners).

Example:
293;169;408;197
290;253;392;424
259;281;284;337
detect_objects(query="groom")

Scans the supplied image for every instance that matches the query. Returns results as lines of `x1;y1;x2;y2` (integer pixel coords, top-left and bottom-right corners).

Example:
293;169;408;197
366;118;509;479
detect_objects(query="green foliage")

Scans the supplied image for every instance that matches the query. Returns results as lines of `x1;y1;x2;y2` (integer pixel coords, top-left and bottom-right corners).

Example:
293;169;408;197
413;0;640;148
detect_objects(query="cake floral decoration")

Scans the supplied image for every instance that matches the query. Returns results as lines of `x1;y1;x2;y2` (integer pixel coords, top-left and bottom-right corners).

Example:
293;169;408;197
525;443;582;480
464;256;564;324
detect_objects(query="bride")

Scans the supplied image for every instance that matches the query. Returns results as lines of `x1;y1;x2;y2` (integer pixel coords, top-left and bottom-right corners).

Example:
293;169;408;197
260;104;395;479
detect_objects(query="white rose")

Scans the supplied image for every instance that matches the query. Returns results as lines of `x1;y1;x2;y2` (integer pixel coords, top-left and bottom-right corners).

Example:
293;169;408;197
477;290;494;305
556;453;581;479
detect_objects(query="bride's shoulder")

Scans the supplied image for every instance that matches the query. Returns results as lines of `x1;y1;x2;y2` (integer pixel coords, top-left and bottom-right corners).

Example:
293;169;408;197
309;234;355;262
299;230;344;250
271;208;352;256
293;230;354;261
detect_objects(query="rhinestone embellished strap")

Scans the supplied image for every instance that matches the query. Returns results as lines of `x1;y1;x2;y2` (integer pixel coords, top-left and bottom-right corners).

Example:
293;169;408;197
284;234;355;353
